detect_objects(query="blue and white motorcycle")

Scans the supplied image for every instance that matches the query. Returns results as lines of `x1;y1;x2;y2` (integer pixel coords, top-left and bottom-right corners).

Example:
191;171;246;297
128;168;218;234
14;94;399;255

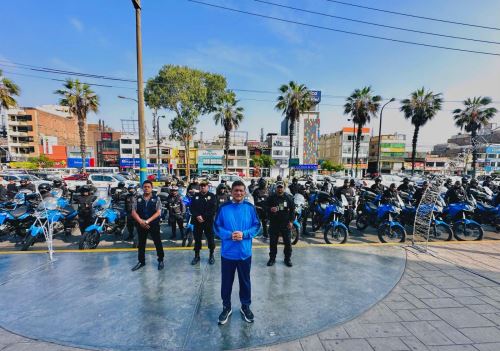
0;190;36;240
78;194;126;250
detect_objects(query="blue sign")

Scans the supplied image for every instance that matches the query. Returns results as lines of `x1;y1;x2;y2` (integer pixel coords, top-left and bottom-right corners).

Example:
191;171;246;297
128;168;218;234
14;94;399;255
293;164;318;170
486;146;500;154
67;158;91;168
119;158;140;167
310;90;321;104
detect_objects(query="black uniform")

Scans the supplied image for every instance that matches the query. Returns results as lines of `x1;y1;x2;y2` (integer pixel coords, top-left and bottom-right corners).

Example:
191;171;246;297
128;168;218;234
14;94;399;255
289;181;301;196
190;191;217;255
370;183;384;195
166;194;186;240
123;193;137;240
252;187;270;236
6;183;18;199
413;187;425;206
397;183;412;193
266;192;295;261
381;188;398;205
74;194;97;235
445;186;467;204
133;194;164;265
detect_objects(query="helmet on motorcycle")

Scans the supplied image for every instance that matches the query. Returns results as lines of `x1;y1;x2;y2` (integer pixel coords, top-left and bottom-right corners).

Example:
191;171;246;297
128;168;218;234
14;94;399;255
403;177;409;183
461;177;469;185
118;181;126;188
375;177;382;183
38;183;52;194
470;179;478;187
389;183;396;189
80;185;91;194
53;179;63;187
292;177;298;183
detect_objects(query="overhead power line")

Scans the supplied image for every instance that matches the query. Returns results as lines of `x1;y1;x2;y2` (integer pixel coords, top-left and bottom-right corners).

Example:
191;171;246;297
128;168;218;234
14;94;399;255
187;0;500;57
324;0;500;31
255;0;500;45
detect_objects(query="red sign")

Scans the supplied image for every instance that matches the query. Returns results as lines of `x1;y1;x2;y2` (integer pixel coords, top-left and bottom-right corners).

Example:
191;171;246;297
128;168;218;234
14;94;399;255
101;132;112;141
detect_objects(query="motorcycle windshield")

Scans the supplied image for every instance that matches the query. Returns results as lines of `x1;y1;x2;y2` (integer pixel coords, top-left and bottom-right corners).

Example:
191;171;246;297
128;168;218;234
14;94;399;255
50;188;63;198
38;197;58;211
93;195;111;209
294;193;305;206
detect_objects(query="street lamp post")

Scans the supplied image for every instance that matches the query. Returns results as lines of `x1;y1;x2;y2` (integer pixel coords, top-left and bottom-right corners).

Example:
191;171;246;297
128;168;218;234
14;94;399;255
376;98;396;175
157;115;165;179
131;0;147;185
348;118;355;177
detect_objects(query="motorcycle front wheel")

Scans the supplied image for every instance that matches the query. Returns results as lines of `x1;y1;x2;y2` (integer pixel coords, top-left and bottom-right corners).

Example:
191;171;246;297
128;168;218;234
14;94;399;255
324;225;348;244
79;229;101;250
378;223;406;243
453;221;483;241
20;235;37;251
432;223;453;241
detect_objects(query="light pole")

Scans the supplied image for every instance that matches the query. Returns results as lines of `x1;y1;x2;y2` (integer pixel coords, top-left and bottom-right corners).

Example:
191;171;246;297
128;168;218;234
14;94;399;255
348;118;355;177
131;0;147;185
157;115;165;179
376;98;396;175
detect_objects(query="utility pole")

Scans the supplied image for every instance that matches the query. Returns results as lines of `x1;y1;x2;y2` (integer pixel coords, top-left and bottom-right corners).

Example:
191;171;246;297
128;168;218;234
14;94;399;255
377;98;396;175
132;0;147;184
157;115;165;179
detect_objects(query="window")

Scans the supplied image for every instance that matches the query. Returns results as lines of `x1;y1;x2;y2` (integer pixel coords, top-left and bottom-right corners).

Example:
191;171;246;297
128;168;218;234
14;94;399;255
228;150;236;156
135;139;139;144
136;149;140;155
149;149;157;155
161;149;170;155
273;150;283;156
91;175;103;182
237;150;246;157
121;139;132;144
149;159;156;164
102;176;114;182
237;159;247;167
122;148;132;154
487;153;496;159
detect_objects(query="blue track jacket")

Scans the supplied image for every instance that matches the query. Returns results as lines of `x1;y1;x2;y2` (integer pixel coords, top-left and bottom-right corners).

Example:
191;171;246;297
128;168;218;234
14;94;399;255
213;200;261;260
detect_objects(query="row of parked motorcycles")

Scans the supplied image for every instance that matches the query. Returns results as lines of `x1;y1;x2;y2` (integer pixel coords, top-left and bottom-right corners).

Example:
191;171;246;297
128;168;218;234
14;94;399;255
285;180;499;246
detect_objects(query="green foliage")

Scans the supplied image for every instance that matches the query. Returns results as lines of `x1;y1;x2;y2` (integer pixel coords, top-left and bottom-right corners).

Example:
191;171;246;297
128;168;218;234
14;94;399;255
0;69;21;109
28;155;55;168
145;65;227;177
321;160;343;172
54;79;99;172
252;155;275;168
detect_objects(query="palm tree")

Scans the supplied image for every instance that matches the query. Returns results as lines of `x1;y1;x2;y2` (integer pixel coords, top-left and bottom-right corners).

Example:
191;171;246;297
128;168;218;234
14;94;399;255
214;91;244;173
344;87;381;177
453;97;497;178
275;81;313;169
55;79;99;172
0;69;20;110
401;88;443;175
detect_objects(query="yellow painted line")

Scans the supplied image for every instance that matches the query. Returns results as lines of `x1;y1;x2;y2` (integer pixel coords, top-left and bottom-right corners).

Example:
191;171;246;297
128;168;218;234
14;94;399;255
0;239;497;255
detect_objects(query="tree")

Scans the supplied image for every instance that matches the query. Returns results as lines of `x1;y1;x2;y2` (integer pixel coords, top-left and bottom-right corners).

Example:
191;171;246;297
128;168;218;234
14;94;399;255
145;65;227;178
214;91;244;173
400;88;442;175
0;69;20;110
55;79;99;172
28;155;55;168
453;97;497;178
321;160;343;172
344;87;381;177
252;155;275;177
0;69;20;137
275;81;313;169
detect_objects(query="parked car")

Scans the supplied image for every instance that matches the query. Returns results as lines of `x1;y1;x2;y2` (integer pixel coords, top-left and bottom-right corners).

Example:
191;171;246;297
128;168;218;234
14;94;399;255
88;173;139;189
0;173;51;189
208;174;249;188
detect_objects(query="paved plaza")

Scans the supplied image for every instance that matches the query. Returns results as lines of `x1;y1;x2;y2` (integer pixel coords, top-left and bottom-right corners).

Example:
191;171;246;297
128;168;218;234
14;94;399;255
0;241;499;351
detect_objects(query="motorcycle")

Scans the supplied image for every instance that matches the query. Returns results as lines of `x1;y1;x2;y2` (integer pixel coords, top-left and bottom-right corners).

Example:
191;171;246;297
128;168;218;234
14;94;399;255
0;190;37;240
322;195;349;244
22;190;78;251
289;193;305;245
468;188;500;232
443;197;483;241
78;194;126;250
356;192;407;243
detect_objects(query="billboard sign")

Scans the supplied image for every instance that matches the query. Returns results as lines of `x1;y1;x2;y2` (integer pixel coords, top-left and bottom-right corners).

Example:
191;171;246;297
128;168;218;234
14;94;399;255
101;132;112;141
67;158;95;168
119;158;141;167
310;90;321;104
198;149;224;158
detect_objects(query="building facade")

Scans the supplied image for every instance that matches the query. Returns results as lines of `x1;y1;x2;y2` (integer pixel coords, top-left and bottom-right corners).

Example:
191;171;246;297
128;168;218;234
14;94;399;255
368;133;406;174
197;148;224;175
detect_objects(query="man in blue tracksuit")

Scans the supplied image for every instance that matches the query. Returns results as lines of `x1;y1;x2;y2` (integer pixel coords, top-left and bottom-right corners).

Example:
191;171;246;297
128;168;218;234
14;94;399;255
213;180;261;325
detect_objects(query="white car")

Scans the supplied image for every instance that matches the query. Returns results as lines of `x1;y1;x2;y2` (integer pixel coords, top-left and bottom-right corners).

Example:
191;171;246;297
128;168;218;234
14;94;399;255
88;173;139;189
0;173;51;189
208;174;249;188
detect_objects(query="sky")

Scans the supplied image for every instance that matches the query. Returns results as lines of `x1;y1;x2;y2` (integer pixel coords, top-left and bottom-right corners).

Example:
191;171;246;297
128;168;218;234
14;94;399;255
2;0;500;151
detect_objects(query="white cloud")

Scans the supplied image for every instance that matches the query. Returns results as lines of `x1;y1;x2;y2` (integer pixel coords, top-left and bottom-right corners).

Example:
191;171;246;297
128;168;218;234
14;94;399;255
69;17;84;32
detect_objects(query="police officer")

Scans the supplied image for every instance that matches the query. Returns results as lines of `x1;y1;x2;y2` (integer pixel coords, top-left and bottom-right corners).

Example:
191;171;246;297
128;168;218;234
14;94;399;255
320;178;333;194
266;181;295;267
397;178;412;193
443;178;453;190
289;177;301;195
123;185;137;241
111;181;126;200
381;183;398;205
248;179;258;194
19;179;36;192
445;181;467;204
85;179;97;195
52;179;68;197
166;186;186;243
131;180;165;271
252;178;270;238
187;176;201;193
483;176;497;192
305;175;316;190
370;177;384;194
216;183;232;208
74;185;97;236
216;179;228;194
413;181;428;206
190;179;217;265
6;179;18;199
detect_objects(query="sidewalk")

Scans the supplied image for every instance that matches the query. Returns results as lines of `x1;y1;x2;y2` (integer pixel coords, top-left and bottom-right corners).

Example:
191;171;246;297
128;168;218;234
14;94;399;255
1;241;499;351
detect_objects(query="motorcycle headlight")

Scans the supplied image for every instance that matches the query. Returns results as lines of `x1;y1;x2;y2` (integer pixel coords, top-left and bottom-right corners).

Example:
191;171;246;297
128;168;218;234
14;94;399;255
320;203;327;210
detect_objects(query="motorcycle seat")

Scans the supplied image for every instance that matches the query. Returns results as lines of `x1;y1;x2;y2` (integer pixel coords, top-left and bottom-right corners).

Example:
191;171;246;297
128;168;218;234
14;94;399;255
10;206;27;218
